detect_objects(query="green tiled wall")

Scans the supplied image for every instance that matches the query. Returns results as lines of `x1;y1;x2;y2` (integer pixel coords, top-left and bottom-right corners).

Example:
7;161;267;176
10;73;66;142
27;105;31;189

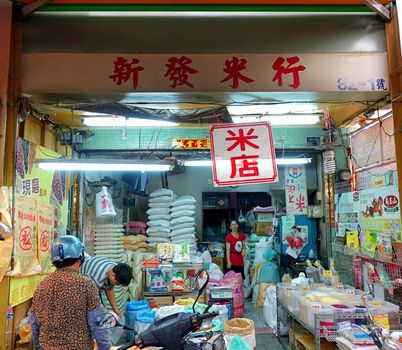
82;127;325;150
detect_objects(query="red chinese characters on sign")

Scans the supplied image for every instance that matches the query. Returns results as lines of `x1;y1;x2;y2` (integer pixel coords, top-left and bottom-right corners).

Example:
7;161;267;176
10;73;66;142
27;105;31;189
295;194;306;212
40;230;51;252
225;128;260;179
272;56;305;89
220;56;254;89
109;57;144;90
209;122;277;187
230;154;260;178
285;165;308;215
19;226;33;251
164;56;198;88
225;128;260;152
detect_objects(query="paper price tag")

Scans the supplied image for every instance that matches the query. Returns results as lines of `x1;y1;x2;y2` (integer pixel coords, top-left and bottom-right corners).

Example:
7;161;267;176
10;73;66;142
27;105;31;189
323;270;332;277
310;303;322;310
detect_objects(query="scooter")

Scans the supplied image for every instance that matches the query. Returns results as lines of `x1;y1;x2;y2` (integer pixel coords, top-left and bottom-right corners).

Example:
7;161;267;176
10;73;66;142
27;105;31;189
95;310;223;350
95;270;226;350
353;293;402;350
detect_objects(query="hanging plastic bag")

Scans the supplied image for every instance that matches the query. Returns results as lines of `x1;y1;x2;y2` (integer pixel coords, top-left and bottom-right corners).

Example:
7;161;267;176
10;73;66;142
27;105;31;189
228;335;252;350
245;210;255;228
237;210;246;223
95;186;116;218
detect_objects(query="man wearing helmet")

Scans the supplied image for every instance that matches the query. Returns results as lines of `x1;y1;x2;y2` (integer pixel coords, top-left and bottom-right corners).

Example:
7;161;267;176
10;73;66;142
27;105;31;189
28;236;111;350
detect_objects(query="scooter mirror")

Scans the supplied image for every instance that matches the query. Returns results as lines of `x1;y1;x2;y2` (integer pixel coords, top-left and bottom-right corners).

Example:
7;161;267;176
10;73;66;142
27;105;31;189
94;313;120;329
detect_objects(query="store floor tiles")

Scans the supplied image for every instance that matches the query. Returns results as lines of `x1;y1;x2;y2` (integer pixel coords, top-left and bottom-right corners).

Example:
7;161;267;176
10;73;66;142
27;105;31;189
243;298;284;348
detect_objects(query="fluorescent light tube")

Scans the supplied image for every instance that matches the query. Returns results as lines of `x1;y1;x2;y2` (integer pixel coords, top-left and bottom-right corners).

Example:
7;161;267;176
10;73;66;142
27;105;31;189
277;158;312;165
36;159;173;172
184;158;311;166
184;160;213;167
82;117;179;127
232;114;320;125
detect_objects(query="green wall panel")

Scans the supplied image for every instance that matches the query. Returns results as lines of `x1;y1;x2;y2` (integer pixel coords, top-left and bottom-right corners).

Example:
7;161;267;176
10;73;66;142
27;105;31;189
82;127;325;151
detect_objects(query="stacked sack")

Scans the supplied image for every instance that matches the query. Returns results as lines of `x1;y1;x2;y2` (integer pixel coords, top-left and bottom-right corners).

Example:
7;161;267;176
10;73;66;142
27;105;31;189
94;224;129;312
170;195;197;245
123;234;148;252
124;221;147;235
146;188;174;246
127;251;156;301
94;224;125;262
247;234;261;265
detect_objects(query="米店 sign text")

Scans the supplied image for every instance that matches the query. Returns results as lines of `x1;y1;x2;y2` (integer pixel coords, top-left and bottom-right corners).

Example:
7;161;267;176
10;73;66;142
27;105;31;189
209;122;277;187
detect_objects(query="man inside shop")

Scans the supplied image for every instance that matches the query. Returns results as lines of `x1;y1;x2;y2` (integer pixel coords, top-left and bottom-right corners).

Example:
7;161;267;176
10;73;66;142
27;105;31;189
80;255;132;317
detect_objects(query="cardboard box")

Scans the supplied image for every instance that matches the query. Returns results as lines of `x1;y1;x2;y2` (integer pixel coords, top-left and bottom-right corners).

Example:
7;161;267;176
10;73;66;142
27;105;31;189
294;332;336;350
254;221;273;235
174;292;206;304
255;212;274;222
143;295;173;306
212;256;224;271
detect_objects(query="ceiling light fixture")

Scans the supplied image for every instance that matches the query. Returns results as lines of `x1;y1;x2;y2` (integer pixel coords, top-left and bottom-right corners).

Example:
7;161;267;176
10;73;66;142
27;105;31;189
82;117;180;127
184;158;311;166
36;159;174;172
231;114;320;125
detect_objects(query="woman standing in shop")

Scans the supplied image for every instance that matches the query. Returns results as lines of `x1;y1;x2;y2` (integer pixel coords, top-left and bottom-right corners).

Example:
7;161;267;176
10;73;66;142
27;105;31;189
225;220;246;279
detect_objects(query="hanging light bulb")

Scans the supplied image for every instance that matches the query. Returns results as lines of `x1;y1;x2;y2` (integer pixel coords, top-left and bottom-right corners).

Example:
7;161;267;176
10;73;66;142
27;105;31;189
323;149;336;174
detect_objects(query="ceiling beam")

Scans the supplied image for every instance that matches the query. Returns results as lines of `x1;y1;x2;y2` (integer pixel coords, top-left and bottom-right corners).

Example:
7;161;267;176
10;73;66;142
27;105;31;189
22;0;53;19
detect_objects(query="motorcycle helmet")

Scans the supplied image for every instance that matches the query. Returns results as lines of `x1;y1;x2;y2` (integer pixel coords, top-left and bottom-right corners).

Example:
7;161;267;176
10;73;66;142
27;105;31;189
51;235;85;263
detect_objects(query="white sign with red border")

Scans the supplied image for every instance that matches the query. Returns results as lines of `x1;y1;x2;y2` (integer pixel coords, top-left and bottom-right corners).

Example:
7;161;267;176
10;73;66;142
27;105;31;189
209;122;278;187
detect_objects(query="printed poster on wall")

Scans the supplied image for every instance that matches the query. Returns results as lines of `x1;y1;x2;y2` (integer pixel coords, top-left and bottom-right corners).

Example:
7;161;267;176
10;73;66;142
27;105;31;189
334;185;401;260
285;165;308;215
335;191;360;237
359;186;401;242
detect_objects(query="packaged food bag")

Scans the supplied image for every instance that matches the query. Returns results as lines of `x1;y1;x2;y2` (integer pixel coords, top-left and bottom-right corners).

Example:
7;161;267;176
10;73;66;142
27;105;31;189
95;186;116;218
37;202;54;274
11;196;41;276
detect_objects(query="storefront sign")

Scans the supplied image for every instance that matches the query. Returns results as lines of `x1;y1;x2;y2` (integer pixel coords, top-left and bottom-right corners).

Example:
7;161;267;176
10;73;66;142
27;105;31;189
172;138;210;149
209;122;277;187
22;53;388;93
285;165;308;215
